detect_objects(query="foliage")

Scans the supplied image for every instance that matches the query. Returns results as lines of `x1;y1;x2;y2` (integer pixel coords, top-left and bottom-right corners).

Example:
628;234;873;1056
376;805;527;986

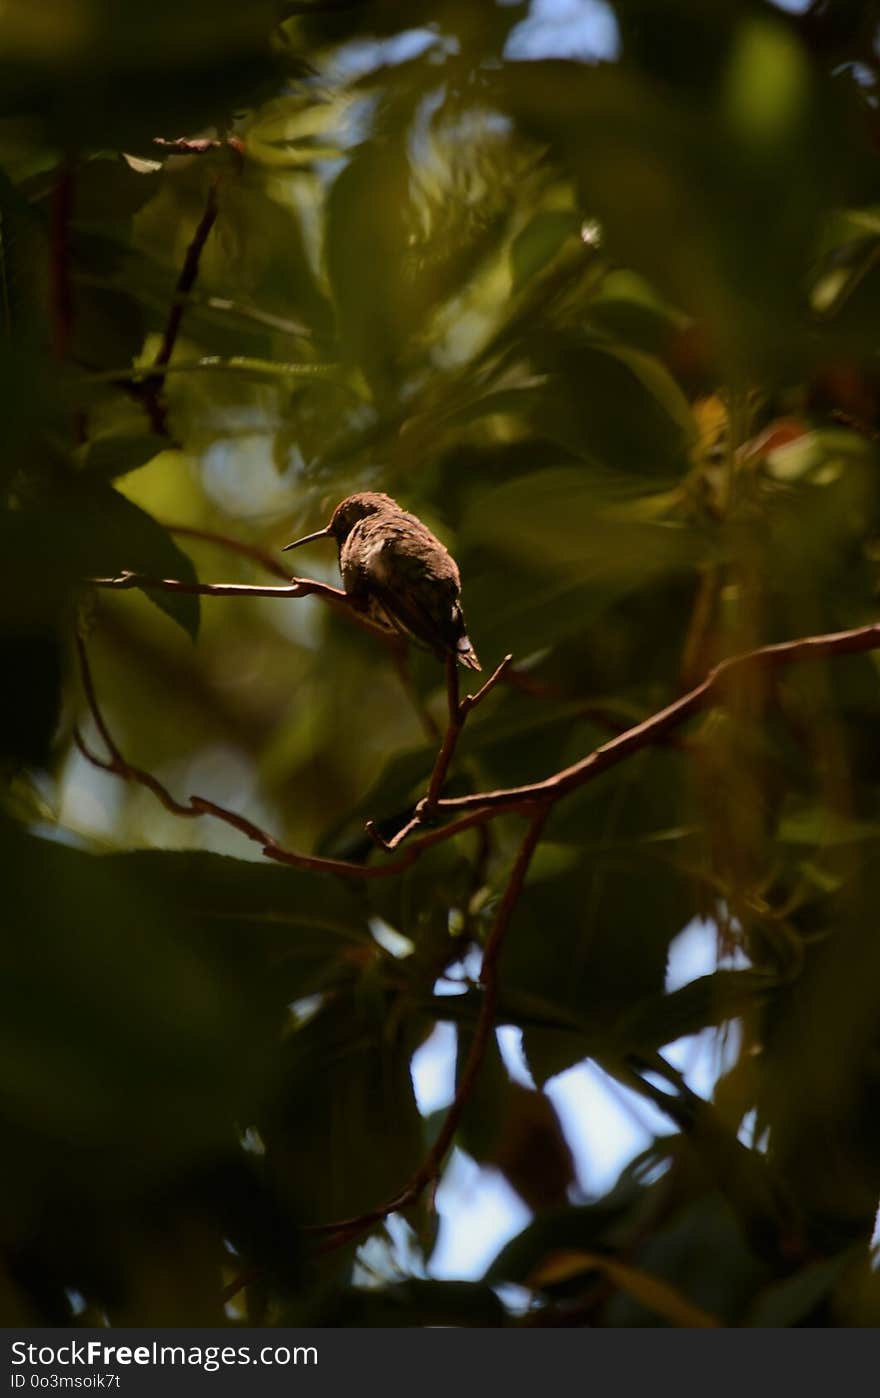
4;0;880;1327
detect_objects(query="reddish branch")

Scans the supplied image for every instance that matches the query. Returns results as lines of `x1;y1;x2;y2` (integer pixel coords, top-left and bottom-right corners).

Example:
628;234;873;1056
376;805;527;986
428;621;880;817
141;178;220;434
156;188;222;368
367;651;513;851
90;566;392;640
426;653;513;809
137;143;248;436
425;653;465;808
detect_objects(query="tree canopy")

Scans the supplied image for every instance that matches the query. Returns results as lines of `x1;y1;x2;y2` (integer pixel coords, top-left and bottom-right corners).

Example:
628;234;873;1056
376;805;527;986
4;0;880;1328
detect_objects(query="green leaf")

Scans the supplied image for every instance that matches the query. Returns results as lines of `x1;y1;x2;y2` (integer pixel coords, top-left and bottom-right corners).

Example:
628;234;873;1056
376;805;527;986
614;970;778;1054
601;1193;772;1326
0;626;61;768
461;467;706;654
73;152;162;227
70;282;145;372
0;487;193;638
497;41;842;376
745;1250;857;1328
778;804;880;848
80;433;167;480
529;1248;719;1326
106;849;372;1005
0;822;272;1186
586;269;690;355
529;341;696;471
486;1155;653;1284
82;481;201;639
324;136;416;399
511;210;581;290
499;751;696;1082
264;991;425;1228
0;167;49;345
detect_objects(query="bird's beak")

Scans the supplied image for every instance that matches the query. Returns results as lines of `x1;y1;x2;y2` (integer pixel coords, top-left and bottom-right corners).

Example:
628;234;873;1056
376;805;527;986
282;526;333;551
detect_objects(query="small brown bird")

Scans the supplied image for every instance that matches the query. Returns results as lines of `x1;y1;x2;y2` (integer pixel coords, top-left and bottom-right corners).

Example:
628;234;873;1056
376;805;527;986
283;491;481;670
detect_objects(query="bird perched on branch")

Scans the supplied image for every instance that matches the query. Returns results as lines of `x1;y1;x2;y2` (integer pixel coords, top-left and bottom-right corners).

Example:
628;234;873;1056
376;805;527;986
283;491;481;671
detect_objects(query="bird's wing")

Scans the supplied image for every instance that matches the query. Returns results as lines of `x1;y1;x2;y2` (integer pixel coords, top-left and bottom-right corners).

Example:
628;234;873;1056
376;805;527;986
366;574;457;658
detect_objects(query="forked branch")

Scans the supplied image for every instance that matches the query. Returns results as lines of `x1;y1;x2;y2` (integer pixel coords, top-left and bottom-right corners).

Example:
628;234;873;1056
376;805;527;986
367;651;514;852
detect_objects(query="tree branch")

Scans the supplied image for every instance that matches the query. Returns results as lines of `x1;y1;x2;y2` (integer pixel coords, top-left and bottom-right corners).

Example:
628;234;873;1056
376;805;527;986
137;162;231;436
367;652;513;852
425;652;462;809
90;566;393;640
301;809;548;1252
153;185;220;366
429;621;880;815
424;649;512;809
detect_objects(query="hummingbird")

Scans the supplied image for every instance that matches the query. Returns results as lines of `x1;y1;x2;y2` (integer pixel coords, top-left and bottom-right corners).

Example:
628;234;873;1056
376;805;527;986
283;492;481;670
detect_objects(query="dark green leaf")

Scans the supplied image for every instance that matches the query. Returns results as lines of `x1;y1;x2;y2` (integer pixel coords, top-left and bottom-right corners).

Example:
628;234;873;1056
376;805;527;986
511;210;581;291
80;433;168;480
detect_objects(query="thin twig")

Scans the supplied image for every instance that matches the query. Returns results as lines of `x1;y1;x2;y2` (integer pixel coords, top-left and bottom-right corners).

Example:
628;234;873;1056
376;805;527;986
139;170;224;436
90;567;390;639
374;653;514;851
154;185;221;373
92;570;336;600
424;654;462;811
422;652;512;812
464;654;516;712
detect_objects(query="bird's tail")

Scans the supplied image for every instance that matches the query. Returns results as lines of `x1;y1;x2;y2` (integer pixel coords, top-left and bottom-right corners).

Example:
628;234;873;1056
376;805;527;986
457;634;481;671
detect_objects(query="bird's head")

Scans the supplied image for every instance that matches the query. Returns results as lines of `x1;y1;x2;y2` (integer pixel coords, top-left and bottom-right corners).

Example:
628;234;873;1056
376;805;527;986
282;492;396;552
